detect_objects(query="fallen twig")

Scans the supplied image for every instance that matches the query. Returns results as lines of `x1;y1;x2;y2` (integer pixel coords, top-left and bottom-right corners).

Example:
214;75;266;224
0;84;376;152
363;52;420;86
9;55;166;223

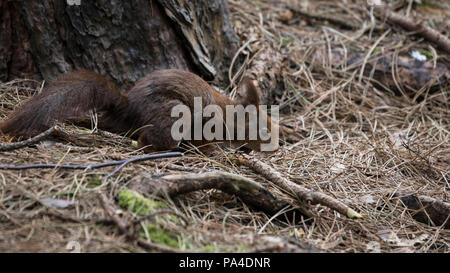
374;5;450;54
38;141;96;153
99;192;187;253
0;126;57;152
0;152;182;170
48;124;136;149
231;154;362;219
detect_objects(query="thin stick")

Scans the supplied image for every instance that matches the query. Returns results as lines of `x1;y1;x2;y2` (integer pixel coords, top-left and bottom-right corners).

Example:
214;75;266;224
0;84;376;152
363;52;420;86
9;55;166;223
0;152;182;170
0;126;57;152
231;154;363;219
374;5;450;54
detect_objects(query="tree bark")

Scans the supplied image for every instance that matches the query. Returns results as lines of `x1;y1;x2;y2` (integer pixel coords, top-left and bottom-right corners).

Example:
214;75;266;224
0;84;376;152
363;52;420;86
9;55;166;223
0;0;240;89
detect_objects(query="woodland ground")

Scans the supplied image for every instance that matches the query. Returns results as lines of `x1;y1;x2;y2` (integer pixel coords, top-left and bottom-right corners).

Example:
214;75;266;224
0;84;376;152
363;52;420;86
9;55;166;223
0;0;449;253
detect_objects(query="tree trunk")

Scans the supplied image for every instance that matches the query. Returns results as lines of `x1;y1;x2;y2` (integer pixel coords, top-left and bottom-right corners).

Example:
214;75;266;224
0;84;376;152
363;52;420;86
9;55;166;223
0;0;241;89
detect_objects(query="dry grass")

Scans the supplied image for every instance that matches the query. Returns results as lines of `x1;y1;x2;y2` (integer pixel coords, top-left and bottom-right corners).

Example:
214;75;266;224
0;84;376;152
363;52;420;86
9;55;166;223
0;0;449;253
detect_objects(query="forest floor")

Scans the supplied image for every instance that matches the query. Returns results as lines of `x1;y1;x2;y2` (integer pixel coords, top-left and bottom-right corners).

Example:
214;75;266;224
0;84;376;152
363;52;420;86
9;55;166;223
0;0;449;253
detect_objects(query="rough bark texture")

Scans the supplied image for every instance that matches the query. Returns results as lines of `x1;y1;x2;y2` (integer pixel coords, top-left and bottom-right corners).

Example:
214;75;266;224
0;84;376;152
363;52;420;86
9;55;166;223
0;2;39;81
0;0;240;88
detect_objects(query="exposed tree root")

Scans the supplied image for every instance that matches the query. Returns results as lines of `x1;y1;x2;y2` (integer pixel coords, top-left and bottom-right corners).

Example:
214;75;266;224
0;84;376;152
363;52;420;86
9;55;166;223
128;171;305;219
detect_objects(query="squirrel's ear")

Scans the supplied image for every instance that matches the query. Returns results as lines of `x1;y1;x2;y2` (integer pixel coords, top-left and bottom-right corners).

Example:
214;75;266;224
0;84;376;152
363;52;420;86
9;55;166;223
235;77;260;106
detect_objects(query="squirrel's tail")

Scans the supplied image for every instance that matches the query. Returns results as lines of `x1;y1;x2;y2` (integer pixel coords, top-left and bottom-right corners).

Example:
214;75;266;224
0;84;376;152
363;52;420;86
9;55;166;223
0;70;129;139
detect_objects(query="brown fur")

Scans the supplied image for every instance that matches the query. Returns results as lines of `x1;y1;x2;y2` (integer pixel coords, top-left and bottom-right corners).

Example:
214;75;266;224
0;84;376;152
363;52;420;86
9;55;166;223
0;69;277;151
0;70;128;138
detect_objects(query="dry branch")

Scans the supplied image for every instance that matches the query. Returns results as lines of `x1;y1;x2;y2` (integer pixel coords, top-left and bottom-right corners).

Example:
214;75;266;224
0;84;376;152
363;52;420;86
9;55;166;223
231;154;362;219
374;5;450;54
128;171;300;218
0;125;57;152
38;141;96;153
52;124;136;149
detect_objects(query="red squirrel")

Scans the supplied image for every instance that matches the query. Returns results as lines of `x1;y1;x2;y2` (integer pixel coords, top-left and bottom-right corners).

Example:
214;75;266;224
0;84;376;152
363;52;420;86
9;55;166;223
0;69;279;152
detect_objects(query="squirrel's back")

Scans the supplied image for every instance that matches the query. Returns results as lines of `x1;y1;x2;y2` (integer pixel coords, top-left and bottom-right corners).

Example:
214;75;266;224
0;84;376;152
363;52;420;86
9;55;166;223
123;70;234;127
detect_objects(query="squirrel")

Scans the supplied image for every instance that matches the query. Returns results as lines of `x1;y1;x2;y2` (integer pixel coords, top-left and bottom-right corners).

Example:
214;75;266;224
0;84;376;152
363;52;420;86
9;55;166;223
0;69;279;152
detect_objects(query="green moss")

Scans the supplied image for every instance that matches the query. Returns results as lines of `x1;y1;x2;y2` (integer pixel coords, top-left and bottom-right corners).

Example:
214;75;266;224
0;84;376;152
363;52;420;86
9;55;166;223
279;37;293;47
86;176;102;188
118;189;188;249
118;189;166;216
198;243;218;252
52;191;75;197
142;224;180;248
235;243;251;252
420;50;434;59
222;243;251;252
373;47;382;55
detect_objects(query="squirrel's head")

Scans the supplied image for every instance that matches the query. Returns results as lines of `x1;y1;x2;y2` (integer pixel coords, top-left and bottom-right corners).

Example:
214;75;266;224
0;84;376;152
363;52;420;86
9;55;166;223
230;77;279;152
